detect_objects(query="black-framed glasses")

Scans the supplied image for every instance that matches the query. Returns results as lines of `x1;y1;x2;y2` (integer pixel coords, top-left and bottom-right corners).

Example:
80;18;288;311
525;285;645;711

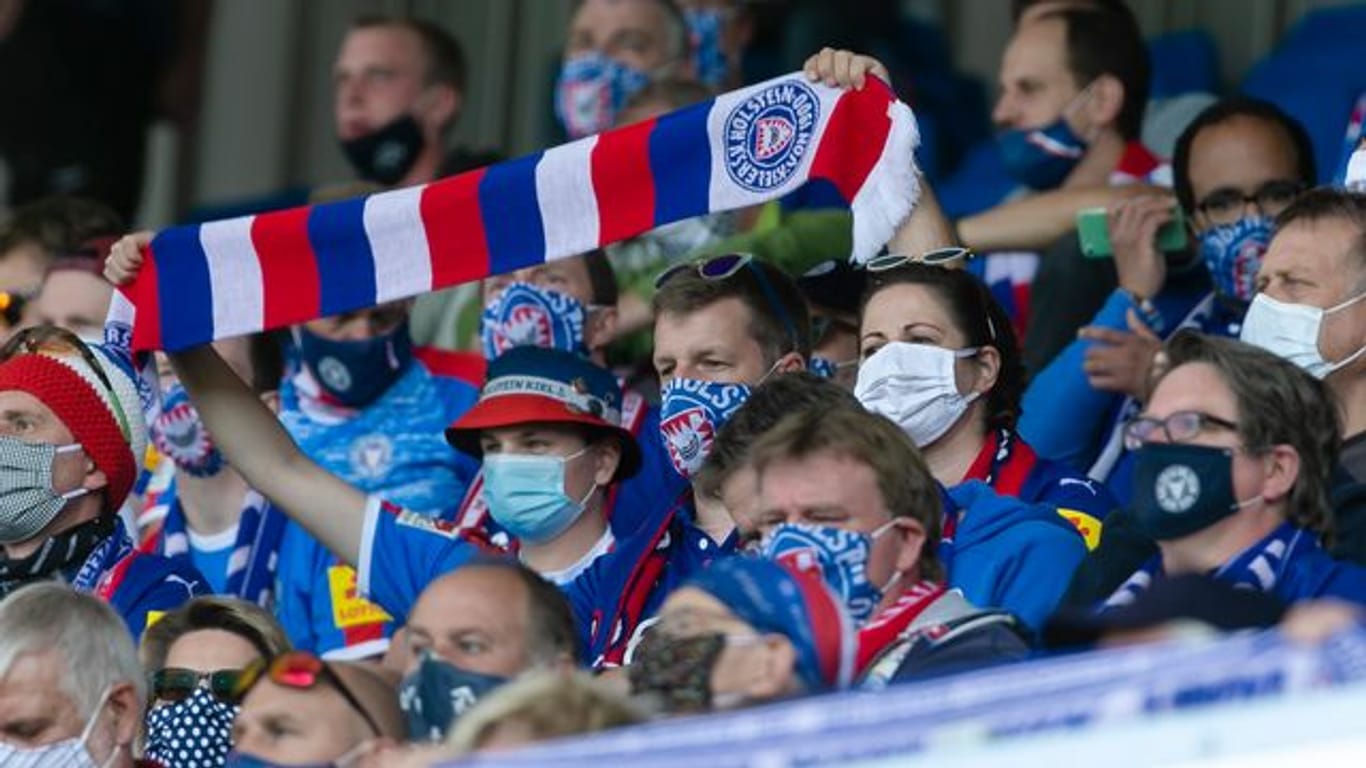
1123;410;1240;451
232;651;382;737
1195;180;1305;225
865;247;972;272
0;325;132;440
151;667;243;704
653;253;800;353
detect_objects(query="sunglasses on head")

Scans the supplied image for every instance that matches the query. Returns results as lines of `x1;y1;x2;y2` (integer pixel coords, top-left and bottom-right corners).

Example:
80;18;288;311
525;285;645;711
0;324;132;440
151;667;243;704
864;247;972;272
653;253;800;354
232;651;382;737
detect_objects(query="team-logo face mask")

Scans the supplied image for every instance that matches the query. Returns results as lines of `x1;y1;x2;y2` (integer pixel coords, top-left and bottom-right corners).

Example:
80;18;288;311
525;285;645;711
480;282;589;361
1197;215;1274;303
150;383;225;478
554;53;651;139
756;521;898;625
658;378;753;480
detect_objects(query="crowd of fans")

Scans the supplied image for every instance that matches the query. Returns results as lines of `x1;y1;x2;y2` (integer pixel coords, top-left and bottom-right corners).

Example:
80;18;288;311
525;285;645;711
0;0;1364;765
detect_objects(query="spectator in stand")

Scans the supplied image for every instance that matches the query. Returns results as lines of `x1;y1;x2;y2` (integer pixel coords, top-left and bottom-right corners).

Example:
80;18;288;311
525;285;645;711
139;596;291;768
273;296;478;660
25;239;116;341
557;0;696;140
0;197;120;298
139;333;288;606
802;30;1161;363
469;251;686;538
743;406;1036;685
330;15;505;359
1023;100;1318;604
1241;188;1366;563
395;560;578;743
0;584;145;766
0;326;204;640
1098;333;1366;611
0;197;123;341
697;372;861;536
630;556;855;712
1023;99;1313;469
856;255;1116;554
229;651;406;765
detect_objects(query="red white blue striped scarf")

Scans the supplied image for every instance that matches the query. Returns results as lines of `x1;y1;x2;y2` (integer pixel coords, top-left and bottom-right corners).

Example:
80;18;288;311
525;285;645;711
110;72;920;352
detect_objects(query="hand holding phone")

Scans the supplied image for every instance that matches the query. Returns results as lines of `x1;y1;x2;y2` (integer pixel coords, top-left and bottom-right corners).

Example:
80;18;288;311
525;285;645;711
1076;203;1187;259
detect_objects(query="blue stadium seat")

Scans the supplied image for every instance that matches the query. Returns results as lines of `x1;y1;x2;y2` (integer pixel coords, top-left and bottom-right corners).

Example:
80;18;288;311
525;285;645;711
1243;49;1366;183
1147;29;1220;100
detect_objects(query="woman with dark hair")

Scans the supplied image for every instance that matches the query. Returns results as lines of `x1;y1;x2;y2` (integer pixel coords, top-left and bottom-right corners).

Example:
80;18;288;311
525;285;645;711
855;251;1117;551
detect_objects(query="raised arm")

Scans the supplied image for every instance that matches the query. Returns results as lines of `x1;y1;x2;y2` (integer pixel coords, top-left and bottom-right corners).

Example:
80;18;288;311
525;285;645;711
803;48;957;256
957;184;1161;253
105;234;368;565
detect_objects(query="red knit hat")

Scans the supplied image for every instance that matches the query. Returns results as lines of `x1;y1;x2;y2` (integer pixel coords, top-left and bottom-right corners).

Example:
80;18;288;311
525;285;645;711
0;344;147;513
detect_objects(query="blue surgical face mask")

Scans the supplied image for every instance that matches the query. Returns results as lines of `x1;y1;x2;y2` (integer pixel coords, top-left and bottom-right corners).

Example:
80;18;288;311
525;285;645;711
295;323;413;408
1131;442;1260;541
757;521;898;625
686;8;729;88
399;651;508;743
555;52;652;139
480;282;590;362
1197;215;1274;303
482;447;595;544
658;378;754;480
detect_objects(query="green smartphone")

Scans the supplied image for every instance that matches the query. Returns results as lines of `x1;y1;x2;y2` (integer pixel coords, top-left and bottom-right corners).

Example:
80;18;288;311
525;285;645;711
1076;205;1187;258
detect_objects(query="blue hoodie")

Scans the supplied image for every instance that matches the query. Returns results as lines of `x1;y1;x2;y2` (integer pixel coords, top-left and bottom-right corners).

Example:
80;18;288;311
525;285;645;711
942;481;1089;631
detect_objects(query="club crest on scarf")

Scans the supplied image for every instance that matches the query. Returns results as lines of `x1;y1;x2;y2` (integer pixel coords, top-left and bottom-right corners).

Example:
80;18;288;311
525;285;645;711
760;524;881;623
659;378;751;479
480;282;588;361
724;81;820;193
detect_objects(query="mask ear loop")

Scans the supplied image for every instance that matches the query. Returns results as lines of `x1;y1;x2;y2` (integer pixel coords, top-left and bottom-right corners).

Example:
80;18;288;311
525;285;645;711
79;685;123;768
869;520;906;596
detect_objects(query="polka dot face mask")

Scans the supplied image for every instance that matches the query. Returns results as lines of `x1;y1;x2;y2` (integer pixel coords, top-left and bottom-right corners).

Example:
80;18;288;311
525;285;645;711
144;687;239;768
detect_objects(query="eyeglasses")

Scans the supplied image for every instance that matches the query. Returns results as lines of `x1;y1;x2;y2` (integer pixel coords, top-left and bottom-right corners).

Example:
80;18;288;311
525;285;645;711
864;247;972;272
653;253;800;353
151;667;244;704
232;651;382;737
1123;410;1240;451
1195;180;1305;225
0;325;132;440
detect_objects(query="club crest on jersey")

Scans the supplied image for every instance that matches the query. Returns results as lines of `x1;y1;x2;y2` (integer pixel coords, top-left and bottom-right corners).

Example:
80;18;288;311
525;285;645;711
349;434;394;480
724;80;820;193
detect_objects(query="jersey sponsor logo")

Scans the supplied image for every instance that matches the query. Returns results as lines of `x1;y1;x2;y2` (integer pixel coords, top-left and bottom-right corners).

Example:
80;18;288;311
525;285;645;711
394;509;466;540
1057;508;1104;551
327;565;393;629
723;81;820;193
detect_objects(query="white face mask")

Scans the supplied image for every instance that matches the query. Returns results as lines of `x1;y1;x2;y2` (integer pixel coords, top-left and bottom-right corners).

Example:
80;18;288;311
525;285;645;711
854;341;980;448
0;686;118;768
1239;291;1366;379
